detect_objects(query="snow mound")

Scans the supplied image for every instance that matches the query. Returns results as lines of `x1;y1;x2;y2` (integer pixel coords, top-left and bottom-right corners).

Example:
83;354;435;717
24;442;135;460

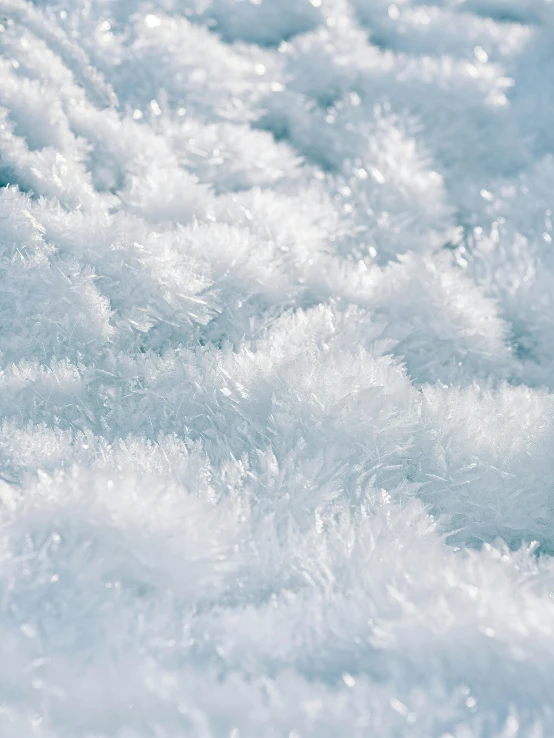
1;0;554;735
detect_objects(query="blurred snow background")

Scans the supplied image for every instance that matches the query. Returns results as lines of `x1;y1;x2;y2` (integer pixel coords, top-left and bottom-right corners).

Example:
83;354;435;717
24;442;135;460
1;0;554;734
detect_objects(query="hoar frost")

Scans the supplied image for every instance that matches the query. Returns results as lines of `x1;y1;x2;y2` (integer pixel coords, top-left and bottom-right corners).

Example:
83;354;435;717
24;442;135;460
1;0;554;735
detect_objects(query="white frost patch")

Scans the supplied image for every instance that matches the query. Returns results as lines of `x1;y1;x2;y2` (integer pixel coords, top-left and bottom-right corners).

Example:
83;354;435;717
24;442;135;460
0;0;554;735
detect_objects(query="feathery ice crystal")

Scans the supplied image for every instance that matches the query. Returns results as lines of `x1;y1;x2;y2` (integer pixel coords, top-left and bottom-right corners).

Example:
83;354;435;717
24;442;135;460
1;0;554;735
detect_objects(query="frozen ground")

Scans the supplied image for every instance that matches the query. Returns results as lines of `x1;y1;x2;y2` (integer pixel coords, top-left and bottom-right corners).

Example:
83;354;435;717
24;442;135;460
1;0;554;735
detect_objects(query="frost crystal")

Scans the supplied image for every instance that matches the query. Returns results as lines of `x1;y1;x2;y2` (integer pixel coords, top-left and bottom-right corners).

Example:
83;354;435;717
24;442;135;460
1;0;554;735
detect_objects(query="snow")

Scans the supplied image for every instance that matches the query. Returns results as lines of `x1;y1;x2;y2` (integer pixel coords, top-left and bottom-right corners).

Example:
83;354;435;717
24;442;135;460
1;0;554;734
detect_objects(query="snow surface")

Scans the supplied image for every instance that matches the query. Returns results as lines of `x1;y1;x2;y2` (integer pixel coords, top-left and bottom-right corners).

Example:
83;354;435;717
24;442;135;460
2;0;554;734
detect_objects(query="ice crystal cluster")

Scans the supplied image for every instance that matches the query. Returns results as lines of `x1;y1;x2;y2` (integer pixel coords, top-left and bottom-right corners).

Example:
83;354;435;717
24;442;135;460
2;0;554;734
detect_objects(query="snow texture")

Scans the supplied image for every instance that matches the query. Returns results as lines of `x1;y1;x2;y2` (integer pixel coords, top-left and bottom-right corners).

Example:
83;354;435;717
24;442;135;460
1;0;554;735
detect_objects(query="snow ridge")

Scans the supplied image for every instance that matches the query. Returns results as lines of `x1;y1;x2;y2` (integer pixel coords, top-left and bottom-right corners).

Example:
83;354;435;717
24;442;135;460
1;0;554;735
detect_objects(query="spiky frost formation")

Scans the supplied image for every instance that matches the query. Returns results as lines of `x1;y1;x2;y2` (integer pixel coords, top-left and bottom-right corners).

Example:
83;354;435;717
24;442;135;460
1;0;554;735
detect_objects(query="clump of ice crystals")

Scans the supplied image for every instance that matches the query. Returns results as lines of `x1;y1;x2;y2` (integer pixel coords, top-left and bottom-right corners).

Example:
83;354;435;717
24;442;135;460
1;0;554;735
